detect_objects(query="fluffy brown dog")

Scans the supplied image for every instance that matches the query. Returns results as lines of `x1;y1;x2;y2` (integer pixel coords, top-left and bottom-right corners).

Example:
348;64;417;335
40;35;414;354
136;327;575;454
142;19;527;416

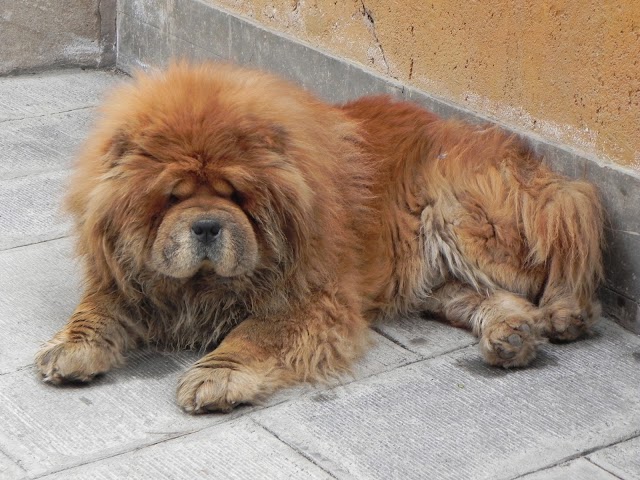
35;63;603;413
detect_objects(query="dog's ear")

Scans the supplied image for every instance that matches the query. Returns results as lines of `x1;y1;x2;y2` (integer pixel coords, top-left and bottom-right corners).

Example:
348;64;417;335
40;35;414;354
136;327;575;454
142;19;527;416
105;129;134;167
65;128;132;217
66;126;145;295
259;124;289;154
236;122;289;155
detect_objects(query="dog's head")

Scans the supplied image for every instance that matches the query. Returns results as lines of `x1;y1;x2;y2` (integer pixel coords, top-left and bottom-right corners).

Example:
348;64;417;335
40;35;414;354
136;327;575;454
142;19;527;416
69;63;351;291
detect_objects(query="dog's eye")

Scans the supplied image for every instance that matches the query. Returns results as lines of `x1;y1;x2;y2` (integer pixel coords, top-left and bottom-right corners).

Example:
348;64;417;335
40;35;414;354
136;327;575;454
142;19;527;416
167;194;180;206
230;190;245;206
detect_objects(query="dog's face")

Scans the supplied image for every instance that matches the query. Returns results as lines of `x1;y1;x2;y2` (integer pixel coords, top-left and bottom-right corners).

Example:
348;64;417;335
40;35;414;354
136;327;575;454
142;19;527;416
72;64;326;287
148;178;259;279
115;116;307;284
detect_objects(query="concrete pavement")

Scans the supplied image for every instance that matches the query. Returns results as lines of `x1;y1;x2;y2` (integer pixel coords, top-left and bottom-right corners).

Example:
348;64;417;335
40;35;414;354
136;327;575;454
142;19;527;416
0;69;639;480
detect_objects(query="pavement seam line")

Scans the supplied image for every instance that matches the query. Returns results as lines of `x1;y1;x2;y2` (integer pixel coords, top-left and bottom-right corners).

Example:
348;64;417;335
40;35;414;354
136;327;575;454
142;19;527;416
602;284;639;304
0;168;70;182
373;323;479;359
585;432;640;477
0;235;71;254
421;339;480;360
249;418;340;479
584;457;625;480
508;430;640;480
0;106;97;125
0;166;72;183
371;324;423;354
30;431;196;479
0;447;28;476
0;165;75;182
0;364;34;377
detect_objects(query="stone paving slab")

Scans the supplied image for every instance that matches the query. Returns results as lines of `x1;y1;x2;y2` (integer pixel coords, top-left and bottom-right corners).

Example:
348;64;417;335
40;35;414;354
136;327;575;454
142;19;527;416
589;435;640;480
0;70;126;184
518;458;618;480
266;333;421;407
0;238;79;374
0;320;416;477
38;418;331;480
252;321;640;480
0;451;25;480
0;350;197;477
0;110;96;180
0;70;125;121
0;170;70;250
375;314;477;357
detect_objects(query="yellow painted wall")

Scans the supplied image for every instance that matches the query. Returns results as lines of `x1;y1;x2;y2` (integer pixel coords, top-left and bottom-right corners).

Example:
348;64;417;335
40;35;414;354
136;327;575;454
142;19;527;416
209;0;640;171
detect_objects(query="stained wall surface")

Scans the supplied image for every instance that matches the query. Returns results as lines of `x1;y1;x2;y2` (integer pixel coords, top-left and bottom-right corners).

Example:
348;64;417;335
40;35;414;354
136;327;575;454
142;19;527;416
0;0;116;75
209;0;640;171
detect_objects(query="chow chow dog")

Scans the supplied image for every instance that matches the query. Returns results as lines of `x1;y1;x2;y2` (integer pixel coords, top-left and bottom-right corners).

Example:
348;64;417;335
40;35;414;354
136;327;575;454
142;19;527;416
35;63;603;413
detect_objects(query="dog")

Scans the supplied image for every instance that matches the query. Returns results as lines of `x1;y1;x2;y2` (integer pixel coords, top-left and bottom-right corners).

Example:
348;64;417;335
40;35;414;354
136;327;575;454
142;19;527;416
35;63;604;413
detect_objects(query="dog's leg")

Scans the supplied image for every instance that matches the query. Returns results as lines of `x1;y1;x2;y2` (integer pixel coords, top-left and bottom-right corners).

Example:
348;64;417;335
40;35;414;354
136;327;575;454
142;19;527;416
430;282;544;367
177;292;369;413
523;179;604;342
539;287;601;342
35;293;142;384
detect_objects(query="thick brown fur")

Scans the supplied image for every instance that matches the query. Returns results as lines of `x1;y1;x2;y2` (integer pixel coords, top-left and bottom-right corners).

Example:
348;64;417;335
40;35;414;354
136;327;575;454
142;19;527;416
35;63;604;412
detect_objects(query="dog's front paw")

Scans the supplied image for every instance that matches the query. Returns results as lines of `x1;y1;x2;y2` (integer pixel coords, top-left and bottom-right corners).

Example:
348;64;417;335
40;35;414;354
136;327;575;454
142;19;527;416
177;362;274;414
543;298;599;342
35;339;121;384
480;317;542;368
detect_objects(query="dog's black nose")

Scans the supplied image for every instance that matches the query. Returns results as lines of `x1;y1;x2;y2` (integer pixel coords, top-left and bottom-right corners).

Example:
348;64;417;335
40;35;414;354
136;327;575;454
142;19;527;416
191;219;221;243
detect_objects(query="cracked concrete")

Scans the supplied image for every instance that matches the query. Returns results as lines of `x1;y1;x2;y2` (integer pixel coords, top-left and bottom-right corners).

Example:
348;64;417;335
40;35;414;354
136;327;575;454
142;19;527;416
359;0;390;75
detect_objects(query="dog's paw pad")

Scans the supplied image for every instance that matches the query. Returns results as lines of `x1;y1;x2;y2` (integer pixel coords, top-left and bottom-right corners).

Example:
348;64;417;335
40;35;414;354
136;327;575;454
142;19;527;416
507;333;523;347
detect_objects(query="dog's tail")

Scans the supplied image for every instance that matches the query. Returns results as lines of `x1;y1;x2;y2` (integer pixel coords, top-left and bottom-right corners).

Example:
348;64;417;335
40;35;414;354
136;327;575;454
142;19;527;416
522;178;604;305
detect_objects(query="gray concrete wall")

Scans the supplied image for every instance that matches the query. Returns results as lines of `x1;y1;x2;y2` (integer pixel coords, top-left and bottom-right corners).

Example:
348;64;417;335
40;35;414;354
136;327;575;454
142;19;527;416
0;0;116;75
